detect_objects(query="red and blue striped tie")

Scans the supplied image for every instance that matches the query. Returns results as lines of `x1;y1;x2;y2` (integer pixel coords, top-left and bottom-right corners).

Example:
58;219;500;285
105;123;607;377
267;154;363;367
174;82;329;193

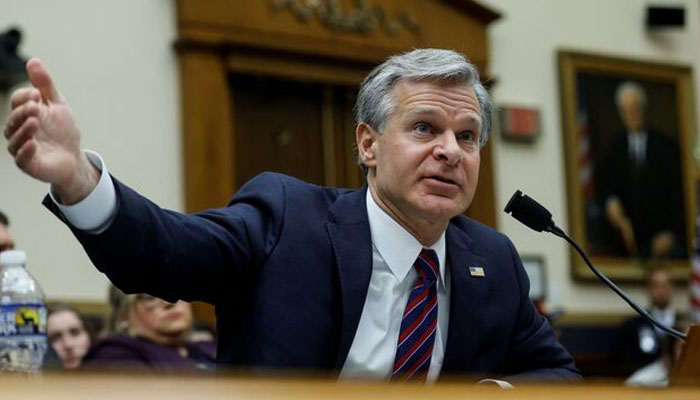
391;249;439;382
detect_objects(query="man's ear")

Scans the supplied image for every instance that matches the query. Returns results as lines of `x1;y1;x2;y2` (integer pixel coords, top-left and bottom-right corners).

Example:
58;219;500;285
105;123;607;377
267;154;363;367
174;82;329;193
356;122;378;168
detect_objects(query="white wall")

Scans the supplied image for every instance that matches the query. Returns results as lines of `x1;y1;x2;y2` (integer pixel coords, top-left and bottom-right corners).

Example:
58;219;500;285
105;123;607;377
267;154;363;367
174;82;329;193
0;0;181;301
0;0;698;315
480;0;700;314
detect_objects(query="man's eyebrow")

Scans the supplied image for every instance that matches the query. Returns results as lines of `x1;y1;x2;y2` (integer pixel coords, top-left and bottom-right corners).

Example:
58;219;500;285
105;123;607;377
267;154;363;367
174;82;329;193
404;106;481;118
464;114;482;127
402;107;482;130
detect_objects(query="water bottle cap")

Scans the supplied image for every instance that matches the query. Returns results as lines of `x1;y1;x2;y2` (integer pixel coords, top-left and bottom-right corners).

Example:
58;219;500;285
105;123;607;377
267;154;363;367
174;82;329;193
0;249;26;265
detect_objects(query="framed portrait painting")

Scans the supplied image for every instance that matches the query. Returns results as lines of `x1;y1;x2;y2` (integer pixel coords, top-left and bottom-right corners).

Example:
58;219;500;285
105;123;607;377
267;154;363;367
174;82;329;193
558;51;697;282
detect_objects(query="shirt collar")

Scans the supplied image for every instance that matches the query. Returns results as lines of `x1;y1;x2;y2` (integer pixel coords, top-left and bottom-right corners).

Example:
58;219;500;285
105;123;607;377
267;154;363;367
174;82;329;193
651;307;674;318
628;131;648;148
365;189;447;288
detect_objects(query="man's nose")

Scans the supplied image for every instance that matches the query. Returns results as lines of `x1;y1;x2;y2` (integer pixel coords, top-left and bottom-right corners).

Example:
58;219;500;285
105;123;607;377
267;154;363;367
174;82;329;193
435;132;462;166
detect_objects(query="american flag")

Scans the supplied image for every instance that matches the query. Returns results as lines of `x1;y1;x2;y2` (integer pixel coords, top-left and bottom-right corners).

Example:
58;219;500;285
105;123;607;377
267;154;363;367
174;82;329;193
577;109;594;200
577;88;601;255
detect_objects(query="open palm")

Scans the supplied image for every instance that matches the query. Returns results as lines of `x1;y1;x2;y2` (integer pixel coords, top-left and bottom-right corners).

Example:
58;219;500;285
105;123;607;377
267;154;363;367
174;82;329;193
23;98;81;185
4;59;97;203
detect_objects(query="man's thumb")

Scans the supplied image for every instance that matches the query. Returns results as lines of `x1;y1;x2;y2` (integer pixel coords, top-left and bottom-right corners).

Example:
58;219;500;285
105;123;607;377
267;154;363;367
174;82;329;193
26;58;61;104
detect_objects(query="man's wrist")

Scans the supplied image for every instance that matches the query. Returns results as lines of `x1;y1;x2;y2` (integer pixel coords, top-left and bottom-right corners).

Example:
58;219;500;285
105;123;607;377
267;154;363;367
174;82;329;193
53;152;101;205
49;150;118;233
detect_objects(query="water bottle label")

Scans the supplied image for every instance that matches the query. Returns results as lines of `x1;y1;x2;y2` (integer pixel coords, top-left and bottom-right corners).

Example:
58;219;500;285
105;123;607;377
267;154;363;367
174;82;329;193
0;303;47;337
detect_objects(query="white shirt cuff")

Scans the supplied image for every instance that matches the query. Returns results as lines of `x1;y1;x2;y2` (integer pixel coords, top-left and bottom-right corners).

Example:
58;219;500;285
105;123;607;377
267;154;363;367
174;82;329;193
48;150;117;233
477;378;514;389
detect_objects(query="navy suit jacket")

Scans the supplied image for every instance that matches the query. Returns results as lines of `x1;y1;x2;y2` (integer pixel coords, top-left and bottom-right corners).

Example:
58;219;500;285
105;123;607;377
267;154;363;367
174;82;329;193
45;172;579;381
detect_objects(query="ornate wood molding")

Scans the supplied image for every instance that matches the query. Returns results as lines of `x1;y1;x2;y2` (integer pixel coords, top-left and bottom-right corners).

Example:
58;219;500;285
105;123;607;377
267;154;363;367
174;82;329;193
177;0;500;67
271;0;421;36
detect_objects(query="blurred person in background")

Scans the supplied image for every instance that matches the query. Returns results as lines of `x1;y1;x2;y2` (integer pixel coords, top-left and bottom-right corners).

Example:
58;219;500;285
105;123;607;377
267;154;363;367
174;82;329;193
82;286;216;373
625;321;687;387
0;210;15;253
46;304;94;370
615;267;676;376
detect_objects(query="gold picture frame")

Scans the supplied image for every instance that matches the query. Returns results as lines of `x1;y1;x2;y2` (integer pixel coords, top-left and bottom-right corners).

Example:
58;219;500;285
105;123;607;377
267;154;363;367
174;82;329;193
558;51;697;282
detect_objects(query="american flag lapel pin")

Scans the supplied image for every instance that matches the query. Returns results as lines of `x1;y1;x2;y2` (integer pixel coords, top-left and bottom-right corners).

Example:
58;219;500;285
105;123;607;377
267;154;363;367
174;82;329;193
468;266;485;277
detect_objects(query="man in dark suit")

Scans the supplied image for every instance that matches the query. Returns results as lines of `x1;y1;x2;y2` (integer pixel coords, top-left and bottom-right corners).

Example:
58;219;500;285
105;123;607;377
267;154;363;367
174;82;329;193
597;81;686;258
3;49;579;382
615;267;677;376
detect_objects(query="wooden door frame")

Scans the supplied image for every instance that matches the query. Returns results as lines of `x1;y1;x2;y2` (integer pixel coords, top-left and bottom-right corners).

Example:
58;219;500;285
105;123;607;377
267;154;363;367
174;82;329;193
175;0;500;218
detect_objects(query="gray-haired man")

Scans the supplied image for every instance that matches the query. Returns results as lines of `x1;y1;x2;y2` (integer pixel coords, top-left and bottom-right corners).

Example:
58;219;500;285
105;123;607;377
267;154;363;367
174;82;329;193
4;48;579;382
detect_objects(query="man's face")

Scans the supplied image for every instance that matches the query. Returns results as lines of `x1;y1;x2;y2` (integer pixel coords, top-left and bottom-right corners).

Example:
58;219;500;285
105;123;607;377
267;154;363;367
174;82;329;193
0;223;13;253
618;89;645;133
358;80;482;234
648;270;673;310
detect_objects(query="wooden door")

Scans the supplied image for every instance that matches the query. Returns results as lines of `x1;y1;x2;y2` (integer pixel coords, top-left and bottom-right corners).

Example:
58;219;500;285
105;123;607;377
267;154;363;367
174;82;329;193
231;75;326;185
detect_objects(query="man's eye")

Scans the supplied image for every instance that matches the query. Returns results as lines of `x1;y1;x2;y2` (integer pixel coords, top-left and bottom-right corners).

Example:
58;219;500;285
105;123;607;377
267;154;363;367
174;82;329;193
414;123;431;134
458;131;474;142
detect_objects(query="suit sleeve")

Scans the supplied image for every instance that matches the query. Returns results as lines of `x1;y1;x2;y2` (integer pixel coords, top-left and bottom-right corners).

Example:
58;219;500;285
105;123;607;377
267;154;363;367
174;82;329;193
42;172;286;305
501;239;582;382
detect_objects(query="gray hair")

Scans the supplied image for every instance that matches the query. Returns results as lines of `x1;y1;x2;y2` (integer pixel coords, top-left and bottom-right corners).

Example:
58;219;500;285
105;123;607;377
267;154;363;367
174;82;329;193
615;81;647;109
355;48;492;148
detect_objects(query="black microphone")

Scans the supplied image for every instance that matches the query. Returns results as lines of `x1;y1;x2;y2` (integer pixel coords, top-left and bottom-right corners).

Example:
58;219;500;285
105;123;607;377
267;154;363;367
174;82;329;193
503;190;555;233
504;190;686;341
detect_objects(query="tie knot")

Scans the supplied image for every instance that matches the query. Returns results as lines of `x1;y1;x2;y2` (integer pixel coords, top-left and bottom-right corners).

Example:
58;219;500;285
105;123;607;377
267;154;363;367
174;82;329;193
415;249;439;284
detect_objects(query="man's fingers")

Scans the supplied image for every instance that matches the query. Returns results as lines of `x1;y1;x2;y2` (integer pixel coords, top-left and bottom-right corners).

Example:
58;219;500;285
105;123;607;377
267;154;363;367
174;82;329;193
10;88;41;110
14;138;37;172
4;101;40;139
7;117;38;156
26;58;62;104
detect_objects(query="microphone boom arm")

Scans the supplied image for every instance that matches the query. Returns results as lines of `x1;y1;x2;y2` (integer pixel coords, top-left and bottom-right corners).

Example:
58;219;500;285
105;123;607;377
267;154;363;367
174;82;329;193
505;190;686;341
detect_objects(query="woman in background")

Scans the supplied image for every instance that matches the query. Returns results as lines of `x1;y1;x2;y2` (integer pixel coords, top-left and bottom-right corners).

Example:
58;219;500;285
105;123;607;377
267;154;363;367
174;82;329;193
82;286;216;373
47;305;93;369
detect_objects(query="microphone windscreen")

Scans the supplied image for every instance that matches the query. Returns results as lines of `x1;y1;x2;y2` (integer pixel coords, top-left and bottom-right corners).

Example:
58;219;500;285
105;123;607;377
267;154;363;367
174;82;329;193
504;190;553;232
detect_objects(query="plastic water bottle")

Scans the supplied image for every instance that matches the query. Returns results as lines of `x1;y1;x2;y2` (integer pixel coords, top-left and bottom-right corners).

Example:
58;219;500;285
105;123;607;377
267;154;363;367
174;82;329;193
0;250;48;373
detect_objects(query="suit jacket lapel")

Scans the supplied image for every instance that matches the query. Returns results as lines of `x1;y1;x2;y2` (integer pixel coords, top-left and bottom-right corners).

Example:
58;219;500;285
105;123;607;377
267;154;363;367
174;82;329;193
325;186;373;370
441;221;491;374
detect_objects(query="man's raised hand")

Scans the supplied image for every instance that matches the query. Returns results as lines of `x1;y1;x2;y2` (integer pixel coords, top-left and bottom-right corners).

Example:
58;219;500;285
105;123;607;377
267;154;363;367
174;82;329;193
3;59;98;204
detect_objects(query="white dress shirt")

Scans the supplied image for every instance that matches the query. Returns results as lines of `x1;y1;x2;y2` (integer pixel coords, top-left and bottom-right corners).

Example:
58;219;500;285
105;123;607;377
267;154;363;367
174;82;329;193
625;360;669;387
339;190;450;382
627;131;647;165
52;152;452;381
